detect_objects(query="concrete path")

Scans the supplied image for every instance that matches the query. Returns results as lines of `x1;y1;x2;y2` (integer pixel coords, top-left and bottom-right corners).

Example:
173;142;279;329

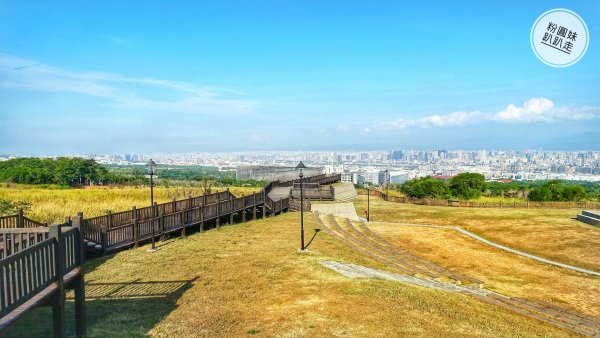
267;187;291;202
370;221;600;277
310;203;359;221
320;260;489;296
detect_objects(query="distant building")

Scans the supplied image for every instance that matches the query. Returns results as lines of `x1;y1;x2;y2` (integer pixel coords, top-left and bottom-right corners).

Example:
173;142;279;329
378;170;390;185
389;171;409;184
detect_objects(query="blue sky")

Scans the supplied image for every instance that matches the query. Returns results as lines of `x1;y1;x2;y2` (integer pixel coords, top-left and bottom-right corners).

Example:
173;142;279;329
1;1;599;154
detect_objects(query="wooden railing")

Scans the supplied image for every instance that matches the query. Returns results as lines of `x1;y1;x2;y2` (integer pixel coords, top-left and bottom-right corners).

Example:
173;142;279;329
0;210;45;229
0;221;86;337
1;174;340;255
359;189;600;209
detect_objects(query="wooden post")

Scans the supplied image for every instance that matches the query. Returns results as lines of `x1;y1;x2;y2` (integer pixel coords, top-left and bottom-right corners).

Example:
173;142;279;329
159;210;165;241
200;203;205;231
263;190;267;218
132;206;139;247
172;198;177;214
187;196;193;224
49;223;66;338
100;226;108;254
181;210;186;237
17;209;24;228
253;193;257;220
107;210;113;228
216;200;221;227
229;199;234;225
72;212;87;338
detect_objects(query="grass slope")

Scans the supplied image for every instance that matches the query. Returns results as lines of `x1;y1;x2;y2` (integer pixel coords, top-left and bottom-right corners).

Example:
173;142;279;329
5;213;574;337
354;196;600;272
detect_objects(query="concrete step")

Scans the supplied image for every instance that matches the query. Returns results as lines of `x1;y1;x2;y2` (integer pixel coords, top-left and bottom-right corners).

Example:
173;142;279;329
576;213;600;227
581;210;600;219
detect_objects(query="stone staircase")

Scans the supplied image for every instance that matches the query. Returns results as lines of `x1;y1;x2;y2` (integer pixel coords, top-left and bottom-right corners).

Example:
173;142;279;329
577;210;600;227
333;182;358;201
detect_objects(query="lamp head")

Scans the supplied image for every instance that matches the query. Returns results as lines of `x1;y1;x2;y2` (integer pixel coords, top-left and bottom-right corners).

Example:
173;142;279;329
145;159;157;174
295;161;307;178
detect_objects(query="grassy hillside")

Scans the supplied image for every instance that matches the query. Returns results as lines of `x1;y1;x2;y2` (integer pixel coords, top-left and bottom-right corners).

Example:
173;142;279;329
354;196;600;272
0;184;260;224
4;212;573;337
368;221;599;318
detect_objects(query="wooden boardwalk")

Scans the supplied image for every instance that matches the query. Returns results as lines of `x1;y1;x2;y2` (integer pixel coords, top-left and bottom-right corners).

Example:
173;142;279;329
79;173;341;255
0;222;86;337
0;174;341;337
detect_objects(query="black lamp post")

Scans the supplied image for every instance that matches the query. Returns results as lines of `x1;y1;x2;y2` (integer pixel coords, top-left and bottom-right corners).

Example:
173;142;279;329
296;161;307;251
366;185;370;222
145;159;159;252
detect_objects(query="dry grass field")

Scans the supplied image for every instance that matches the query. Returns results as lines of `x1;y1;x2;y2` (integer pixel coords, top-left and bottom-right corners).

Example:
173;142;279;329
0;184;260;224
367;222;600;318
5;212;575;337
354;196;600;272
3;187;598;336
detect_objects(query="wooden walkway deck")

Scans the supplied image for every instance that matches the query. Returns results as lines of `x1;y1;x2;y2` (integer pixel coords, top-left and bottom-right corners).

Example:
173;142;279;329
0;223;86;337
79;174;341;255
0;174;342;337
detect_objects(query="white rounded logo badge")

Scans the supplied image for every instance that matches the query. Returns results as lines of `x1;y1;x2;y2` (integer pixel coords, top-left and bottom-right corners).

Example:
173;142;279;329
531;9;589;67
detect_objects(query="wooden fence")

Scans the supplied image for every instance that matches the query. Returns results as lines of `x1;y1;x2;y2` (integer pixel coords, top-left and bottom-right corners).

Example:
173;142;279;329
0;220;86;337
0;210;46;229
358;189;600;209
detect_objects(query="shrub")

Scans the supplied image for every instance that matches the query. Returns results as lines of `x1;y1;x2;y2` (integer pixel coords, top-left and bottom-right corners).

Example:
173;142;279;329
449;173;486;199
401;176;450;199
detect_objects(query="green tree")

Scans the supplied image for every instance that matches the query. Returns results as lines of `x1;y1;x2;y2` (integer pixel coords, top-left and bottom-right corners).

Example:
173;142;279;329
0;199;32;216
401;176;450;199
560;185;587;201
449;173;486;199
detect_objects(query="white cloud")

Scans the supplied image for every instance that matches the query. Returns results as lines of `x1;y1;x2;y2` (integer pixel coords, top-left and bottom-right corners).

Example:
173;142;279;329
493;97;554;122
374;98;599;131
0;53;257;115
381;111;485;130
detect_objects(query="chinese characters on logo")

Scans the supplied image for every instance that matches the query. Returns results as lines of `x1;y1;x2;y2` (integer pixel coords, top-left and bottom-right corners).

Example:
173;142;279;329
541;22;577;54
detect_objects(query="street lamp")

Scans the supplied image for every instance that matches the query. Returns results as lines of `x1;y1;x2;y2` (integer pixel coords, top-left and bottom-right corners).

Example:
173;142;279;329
296;161;307;251
145;159;156;205
366;185;370;222
145;159;159;252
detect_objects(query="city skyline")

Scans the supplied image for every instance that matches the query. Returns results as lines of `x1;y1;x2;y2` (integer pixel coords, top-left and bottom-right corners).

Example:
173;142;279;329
1;1;599;153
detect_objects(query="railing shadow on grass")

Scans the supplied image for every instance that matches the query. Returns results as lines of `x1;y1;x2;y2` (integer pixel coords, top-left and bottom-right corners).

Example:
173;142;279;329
3;278;198;337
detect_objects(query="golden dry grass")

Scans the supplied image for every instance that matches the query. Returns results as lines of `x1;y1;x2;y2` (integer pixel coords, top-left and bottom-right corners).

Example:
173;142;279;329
368;221;600;318
2;187;593;336
4;211;578;337
0;184;260;224
354;196;600;272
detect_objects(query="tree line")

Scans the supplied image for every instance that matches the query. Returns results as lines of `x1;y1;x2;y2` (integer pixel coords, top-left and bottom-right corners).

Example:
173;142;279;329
395;173;598;202
0;158;267;188
0;158;119;186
